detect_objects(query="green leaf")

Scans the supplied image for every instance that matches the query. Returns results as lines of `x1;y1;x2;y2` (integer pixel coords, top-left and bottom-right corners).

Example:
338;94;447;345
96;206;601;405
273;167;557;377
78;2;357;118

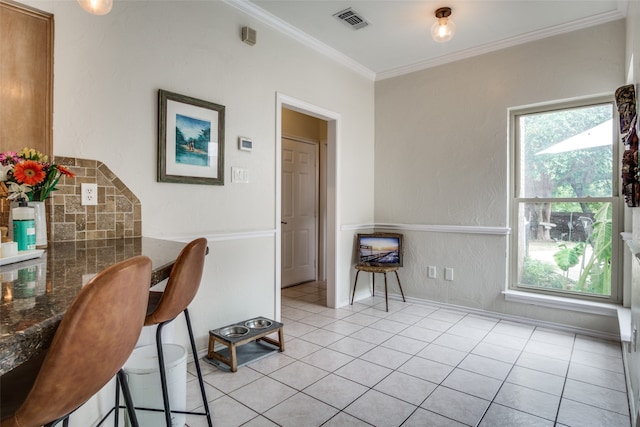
553;243;584;271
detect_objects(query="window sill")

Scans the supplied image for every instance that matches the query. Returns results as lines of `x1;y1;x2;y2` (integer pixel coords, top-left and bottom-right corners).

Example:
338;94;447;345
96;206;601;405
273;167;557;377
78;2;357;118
618;307;631;343
503;290;630;342
503;289;620;316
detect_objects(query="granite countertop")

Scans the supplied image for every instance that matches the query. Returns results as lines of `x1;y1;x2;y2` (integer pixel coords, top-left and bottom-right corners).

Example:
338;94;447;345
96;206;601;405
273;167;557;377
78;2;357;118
0;237;186;375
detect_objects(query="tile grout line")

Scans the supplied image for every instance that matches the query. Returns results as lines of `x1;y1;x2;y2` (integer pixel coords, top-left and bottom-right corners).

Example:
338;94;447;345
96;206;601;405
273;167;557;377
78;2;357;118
184;281;630;426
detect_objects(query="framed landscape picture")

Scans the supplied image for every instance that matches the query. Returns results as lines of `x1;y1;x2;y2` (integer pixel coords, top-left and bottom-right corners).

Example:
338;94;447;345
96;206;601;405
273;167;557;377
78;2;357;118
356;233;403;267
157;89;225;185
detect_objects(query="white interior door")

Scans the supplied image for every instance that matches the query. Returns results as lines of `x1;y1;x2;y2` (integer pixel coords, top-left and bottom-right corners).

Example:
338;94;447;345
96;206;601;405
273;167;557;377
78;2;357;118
281;137;317;287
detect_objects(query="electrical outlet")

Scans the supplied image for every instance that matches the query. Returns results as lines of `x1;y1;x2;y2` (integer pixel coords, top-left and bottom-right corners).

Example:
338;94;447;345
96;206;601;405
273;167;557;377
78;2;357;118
81;183;98;205
428;266;437;279
445;267;454;281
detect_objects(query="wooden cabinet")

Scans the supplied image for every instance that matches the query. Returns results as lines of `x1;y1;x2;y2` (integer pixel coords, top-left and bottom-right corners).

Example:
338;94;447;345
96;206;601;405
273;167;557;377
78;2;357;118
0;0;53;153
0;0;53;224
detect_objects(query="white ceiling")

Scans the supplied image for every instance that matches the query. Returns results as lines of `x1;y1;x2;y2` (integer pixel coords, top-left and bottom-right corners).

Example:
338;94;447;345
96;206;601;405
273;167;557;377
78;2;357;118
224;0;627;80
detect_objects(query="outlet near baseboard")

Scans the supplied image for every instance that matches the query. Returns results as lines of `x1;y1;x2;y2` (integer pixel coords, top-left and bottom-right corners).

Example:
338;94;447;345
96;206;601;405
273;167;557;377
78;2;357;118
445;267;454;281
428;266;436;279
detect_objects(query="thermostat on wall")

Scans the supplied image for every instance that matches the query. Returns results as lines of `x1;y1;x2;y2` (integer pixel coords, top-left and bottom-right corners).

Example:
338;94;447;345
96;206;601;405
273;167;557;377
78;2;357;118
239;137;253;151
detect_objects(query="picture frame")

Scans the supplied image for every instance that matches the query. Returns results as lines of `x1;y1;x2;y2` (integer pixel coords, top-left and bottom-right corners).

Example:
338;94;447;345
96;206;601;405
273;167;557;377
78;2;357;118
157;89;225;185
356;232;404;267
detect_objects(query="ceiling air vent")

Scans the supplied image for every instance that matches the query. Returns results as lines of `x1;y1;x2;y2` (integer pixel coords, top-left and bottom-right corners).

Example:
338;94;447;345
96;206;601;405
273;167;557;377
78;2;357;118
333;8;369;30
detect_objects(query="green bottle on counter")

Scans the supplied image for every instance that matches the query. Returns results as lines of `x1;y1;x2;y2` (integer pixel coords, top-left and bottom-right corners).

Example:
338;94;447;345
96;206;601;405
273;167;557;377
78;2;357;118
12;201;36;251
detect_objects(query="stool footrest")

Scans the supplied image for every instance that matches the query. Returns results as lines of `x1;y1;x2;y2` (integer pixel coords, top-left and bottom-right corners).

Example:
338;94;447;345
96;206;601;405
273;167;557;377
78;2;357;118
124;406;209;416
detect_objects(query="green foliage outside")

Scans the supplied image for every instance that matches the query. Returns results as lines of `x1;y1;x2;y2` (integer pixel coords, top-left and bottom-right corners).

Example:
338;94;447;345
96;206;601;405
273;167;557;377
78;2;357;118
522;105;612;200
553;242;585;276
531;203;612;295
519;103;614;296
574;202;612;295
522;258;567;289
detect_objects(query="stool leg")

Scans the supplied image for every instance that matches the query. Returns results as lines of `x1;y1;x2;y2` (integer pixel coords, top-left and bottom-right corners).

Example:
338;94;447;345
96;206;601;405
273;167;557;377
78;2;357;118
350;270;361;305
383;273;389;312
394;270;406;302
371;272;375;297
155;322;173;427
113;373;121;427
184;308;213;427
118;369;139;427
45;418;69;427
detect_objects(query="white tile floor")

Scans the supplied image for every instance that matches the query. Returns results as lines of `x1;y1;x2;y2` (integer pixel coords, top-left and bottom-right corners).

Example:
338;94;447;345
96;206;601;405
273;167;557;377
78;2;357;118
184;282;631;426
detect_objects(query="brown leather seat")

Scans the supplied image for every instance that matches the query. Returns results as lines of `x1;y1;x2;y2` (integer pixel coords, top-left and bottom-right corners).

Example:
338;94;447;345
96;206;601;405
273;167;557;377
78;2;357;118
143;237;212;427
0;255;152;427
145;238;207;326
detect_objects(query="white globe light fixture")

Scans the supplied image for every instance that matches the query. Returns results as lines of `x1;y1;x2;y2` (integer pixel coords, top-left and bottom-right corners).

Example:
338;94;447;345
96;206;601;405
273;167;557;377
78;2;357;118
77;0;113;15
431;7;456;43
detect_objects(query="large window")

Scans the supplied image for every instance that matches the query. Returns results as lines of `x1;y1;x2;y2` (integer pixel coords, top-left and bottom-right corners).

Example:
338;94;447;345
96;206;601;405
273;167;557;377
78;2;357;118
510;98;621;301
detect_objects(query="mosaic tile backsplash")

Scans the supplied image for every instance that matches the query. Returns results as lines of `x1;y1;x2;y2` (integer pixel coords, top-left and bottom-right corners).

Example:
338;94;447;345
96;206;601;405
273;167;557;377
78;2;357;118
0;157;141;242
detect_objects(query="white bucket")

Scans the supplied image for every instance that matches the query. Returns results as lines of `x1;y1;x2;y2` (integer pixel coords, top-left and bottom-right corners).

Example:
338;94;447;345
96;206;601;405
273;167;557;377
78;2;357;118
123;344;187;427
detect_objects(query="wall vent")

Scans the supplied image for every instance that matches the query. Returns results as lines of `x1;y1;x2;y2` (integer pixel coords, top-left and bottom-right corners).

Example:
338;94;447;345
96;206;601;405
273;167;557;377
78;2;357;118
333;8;369;30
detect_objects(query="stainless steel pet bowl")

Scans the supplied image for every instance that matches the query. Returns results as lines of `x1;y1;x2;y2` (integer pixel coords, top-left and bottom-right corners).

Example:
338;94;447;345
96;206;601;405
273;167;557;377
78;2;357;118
245;319;273;329
218;325;249;337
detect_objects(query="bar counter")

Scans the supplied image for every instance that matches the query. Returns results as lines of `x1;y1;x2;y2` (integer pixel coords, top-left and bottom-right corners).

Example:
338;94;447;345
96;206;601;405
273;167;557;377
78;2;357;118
0;237;186;375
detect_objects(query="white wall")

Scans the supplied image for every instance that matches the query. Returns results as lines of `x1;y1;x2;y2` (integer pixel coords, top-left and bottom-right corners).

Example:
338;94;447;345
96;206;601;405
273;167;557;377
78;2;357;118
20;0;375;351
374;20;626;335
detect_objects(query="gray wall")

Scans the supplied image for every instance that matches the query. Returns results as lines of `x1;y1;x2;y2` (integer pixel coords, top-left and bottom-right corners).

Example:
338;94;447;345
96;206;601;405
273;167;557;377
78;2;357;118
374;20;626;335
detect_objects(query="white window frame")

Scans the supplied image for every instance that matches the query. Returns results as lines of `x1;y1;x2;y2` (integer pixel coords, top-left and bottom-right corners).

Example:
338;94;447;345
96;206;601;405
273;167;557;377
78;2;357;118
509;95;623;304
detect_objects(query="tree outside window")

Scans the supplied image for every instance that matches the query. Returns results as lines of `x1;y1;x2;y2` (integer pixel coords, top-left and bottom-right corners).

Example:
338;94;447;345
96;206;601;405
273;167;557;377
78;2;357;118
512;100;619;300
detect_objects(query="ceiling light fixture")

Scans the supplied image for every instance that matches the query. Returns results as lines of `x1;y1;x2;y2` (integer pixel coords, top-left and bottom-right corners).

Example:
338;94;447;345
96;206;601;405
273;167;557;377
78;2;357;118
77;0;113;15
431;7;456;43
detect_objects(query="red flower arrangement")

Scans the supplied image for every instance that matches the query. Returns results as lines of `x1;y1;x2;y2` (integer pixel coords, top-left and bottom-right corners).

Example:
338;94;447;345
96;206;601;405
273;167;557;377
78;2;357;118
0;148;75;202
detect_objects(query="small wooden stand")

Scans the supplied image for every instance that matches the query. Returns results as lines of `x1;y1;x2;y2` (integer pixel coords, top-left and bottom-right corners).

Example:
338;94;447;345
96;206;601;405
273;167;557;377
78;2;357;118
350;265;406;312
207;317;284;372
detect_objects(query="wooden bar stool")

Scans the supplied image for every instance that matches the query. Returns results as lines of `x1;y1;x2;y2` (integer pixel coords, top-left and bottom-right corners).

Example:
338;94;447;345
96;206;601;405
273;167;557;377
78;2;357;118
0;256;152;427
142;238;212;427
350;265;406;312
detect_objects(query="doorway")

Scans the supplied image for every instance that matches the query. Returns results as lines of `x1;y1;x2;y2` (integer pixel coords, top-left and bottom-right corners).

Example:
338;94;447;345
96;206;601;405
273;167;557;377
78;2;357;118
275;93;340;320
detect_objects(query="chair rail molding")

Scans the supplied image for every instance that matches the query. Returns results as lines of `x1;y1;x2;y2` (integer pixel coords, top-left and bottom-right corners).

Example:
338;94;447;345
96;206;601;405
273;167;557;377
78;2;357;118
342;223;510;235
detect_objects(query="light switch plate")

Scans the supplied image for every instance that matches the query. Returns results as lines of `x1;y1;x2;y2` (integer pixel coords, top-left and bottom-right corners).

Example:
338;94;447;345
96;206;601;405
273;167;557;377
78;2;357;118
232;167;249;183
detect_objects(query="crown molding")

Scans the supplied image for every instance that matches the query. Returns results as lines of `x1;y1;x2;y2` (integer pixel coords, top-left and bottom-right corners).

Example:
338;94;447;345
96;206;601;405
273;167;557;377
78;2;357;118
222;0;626;83
222;0;376;81
376;6;627;81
